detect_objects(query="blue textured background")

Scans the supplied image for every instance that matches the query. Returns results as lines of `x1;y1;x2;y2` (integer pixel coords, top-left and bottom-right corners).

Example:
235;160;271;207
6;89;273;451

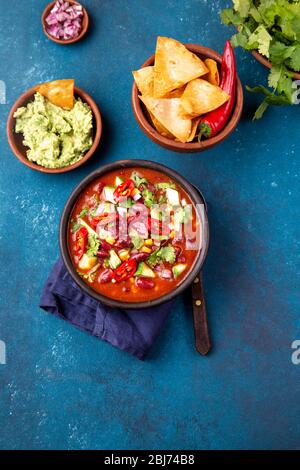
0;0;299;450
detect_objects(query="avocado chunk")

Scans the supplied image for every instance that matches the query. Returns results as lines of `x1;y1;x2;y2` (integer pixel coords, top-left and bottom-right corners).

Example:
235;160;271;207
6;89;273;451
134;262;155;278
103;186;116;204
78;254;98;271
172;263;187;277
115;176;124;186
109;250;121;269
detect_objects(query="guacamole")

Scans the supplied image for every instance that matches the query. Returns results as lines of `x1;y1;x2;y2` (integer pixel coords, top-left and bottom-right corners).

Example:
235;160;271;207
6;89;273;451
14;92;93;168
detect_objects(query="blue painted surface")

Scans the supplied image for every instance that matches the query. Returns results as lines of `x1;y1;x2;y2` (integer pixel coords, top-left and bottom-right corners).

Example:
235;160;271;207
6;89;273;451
0;0;299;450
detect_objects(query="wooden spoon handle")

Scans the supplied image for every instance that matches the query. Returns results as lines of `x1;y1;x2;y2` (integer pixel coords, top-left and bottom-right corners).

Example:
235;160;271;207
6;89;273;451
192;273;211;355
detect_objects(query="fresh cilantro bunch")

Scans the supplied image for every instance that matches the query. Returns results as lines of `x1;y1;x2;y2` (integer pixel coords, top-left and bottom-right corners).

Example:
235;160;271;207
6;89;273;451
221;0;300;118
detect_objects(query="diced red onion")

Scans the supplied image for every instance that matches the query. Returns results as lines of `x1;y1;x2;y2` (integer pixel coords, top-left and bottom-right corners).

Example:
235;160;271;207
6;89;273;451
46;0;83;40
161;269;173;279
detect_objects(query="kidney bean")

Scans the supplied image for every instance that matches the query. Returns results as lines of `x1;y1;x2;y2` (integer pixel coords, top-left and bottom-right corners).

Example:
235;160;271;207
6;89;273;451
115;238;132;249
130;252;149;263
101;240;113;251
99;269;113;284
97;250;109;259
135;277;155;289
147;183;155;192
174;245;182;258
97;182;105;195
160;239;169;247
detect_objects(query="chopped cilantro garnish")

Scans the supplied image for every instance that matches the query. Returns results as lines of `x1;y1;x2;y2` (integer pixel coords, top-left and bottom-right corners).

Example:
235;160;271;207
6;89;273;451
86;234;100;257
142;188;157;208
119;197;134;208
71;220;82;233
155;181;176;190
78;207;89;218
147;245;176;267
131;171;148;188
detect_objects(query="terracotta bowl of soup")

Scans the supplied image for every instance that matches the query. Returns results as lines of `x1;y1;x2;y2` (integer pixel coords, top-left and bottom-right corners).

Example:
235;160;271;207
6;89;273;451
60;160;209;309
132;44;244;153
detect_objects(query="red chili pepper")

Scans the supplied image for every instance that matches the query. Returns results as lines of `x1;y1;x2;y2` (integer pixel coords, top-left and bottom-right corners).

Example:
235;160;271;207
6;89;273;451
90;212;109;229
74;227;88;259
114;179;135;202
114;259;137;282
90;212;119;229
198;41;236;140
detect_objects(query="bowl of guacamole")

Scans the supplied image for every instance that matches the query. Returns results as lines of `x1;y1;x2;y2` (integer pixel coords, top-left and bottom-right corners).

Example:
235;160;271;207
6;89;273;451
7;85;102;173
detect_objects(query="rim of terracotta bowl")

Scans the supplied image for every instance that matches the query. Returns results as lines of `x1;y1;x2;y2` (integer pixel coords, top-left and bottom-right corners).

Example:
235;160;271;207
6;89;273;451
132;44;244;153
7;85;102;174
59;159;210;309
42;0;89;45
251;50;300;80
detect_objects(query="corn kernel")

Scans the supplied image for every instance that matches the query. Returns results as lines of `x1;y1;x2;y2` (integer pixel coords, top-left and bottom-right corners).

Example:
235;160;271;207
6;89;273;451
169;230;175;240
132;188;140;197
144;239;154;247
141;246;152;254
106;236;115;245
119;249;130;261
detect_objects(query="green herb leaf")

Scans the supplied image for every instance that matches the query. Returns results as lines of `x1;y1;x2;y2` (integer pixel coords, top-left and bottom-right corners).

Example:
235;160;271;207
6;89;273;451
142;188;157;208
233;0;251;18
131;171;148;188
155;181;176;190
248;25;272;57
71;220;82;233
119;197;134;208
159;246;176;264
220;8;242;26
86;234;100;257
78;207;89;218
147;245;176;267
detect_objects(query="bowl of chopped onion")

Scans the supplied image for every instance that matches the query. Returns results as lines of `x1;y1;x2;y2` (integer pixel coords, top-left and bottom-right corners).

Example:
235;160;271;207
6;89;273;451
42;0;89;45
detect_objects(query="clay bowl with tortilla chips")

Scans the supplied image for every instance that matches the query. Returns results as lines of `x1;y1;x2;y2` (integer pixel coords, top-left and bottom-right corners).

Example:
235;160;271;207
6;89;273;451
132;41;243;153
7;82;102;174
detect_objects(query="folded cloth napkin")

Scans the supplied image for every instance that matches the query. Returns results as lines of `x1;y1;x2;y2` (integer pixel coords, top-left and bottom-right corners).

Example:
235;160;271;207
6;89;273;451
40;258;173;360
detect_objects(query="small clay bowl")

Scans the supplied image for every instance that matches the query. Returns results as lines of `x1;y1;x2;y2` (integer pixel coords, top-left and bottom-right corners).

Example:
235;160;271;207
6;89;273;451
42;0;89;45
7;85;102;174
132;44;243;153
251;50;300;80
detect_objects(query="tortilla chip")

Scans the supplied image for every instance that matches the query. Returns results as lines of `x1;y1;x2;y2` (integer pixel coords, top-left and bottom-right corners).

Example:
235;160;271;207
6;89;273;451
164;86;186;99
133;66;154;96
187;118;200;142
140;95;192;143
203;58;220;86
149;112;175;139
180;79;229;119
153;37;208;98
36;79;74;110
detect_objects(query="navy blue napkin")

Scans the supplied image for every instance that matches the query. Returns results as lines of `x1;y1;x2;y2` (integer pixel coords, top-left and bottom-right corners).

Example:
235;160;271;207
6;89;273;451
40;258;172;360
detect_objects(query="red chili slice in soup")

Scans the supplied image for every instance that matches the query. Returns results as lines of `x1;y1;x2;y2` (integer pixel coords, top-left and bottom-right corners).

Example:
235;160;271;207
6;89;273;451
114;179;135;202
74;227;88;259
114;259;137;283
